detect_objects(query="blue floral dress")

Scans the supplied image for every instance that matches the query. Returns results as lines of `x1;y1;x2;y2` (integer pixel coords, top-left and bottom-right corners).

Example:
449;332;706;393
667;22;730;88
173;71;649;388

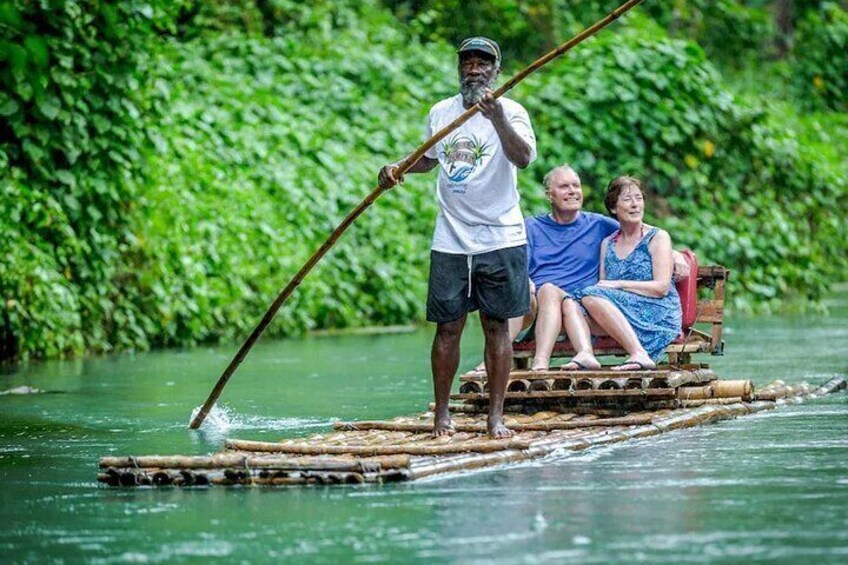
576;228;681;361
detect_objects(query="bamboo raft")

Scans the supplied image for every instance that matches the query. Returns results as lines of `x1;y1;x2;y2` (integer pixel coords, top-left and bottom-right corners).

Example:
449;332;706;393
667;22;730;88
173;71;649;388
98;375;846;487
99;261;847;487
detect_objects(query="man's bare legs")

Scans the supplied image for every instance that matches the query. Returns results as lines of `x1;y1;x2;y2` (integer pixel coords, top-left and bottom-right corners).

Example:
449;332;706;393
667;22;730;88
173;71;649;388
560;298;601;370
480;312;514;438
475;294;537;373
530;283;566;371
581;296;655;370
431;315;467;436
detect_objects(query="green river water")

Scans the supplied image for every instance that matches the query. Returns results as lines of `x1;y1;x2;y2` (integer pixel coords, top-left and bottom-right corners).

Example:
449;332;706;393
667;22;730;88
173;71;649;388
2;291;847;564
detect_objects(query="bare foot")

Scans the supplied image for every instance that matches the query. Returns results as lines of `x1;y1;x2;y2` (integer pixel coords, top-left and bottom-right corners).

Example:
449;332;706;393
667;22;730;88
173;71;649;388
487;418;514;439
432;418;456;437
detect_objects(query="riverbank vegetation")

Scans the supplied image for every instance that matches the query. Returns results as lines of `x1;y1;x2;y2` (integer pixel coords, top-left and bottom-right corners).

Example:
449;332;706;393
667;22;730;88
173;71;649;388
2;1;846;360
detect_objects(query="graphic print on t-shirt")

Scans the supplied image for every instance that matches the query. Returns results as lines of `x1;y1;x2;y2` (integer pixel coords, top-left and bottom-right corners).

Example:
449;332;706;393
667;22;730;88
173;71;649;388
441;133;491;190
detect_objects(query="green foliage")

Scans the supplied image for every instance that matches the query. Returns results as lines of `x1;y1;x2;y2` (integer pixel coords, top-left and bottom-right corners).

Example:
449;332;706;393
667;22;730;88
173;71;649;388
792;2;848;111
1;0;846;360
101;4;456;349
384;0;566;64
517;26;847;309
643;0;774;67
0;1;184;359
382;1;777;69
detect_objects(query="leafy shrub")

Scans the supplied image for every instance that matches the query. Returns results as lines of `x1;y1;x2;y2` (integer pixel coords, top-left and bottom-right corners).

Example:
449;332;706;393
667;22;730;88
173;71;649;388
793;2;848;111
1;0;845;360
0;1;181;359
517;24;847;309
120;6;457;348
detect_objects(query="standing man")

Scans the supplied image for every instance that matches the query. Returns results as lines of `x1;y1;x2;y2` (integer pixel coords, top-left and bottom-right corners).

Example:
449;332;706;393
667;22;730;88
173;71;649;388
378;37;536;438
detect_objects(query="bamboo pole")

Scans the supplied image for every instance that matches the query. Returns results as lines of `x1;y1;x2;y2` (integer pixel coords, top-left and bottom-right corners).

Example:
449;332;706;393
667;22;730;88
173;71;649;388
677;384;714;401
816;376;846;395
333;413;654;433
597;378;625;390
712;379;753;400
460;368;671;381
427;402;491;414
188;0;648;429
507;379;531;392
459;381;484;394
575;378;593;390
679;397;742;408
98;469;385;487
98;453;410;471
552;378;574;391
224;437;535;456
451;388;677;400
528;378;554;391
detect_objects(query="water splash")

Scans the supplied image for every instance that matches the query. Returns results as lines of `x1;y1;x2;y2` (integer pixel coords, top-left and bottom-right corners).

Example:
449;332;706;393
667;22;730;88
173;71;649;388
189;404;234;435
189;404;331;442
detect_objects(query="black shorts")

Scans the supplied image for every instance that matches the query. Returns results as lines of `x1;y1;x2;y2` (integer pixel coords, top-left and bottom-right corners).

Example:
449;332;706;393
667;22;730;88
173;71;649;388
426;245;530;323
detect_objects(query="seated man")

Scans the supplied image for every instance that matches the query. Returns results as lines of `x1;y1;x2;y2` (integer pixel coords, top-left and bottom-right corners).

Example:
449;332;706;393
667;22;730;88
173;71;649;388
476;164;688;372
522;164;619;371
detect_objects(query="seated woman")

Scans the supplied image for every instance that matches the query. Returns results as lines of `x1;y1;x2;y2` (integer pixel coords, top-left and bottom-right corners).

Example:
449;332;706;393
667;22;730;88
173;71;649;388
575;176;681;371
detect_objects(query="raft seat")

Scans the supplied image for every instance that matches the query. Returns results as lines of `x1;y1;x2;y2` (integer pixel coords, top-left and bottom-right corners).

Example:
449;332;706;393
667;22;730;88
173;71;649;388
512;253;729;367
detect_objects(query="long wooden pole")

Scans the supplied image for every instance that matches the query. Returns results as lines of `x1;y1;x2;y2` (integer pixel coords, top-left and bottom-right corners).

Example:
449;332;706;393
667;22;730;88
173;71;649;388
189;0;646;429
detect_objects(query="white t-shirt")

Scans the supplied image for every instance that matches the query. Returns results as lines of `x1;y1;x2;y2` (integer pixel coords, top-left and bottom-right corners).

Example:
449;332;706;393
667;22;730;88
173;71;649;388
424;94;537;255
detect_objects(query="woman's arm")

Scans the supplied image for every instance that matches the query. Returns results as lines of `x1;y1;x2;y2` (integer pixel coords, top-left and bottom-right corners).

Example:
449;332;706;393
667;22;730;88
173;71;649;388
598;238;609;281
596;230;674;297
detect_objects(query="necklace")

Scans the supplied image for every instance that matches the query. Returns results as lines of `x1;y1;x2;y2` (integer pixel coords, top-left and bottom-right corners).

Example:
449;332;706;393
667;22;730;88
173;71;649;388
613;223;645;243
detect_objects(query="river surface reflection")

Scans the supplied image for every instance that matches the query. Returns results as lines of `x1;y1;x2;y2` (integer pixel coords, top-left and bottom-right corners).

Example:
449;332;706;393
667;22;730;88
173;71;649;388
1;291;847;563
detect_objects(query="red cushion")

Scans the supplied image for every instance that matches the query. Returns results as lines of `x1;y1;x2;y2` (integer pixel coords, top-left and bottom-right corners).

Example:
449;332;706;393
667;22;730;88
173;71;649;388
675;250;698;331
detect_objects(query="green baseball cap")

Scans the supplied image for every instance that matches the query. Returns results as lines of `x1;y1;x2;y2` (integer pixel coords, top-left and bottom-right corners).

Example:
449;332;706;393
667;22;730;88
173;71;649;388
457;37;501;64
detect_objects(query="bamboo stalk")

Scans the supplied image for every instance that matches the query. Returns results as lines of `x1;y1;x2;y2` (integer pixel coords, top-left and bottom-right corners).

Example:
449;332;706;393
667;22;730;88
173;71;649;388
451;388;676;400
677;385;714;400
98;453;410;471
528;378;554;391
98;469;386;487
332;413;654;433
459;381;484;394
426;402;493;414
507;379;531;392
460;369;671;381
712;379;754;400
816;376;846;395
679;397;742;408
552;378;574;391
188;0;648;429
597;378;625;390
575;378;594;390
224;437;535;456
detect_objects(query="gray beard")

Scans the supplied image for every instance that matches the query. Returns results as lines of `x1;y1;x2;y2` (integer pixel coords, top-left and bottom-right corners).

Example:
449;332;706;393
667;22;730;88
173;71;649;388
460;78;494;106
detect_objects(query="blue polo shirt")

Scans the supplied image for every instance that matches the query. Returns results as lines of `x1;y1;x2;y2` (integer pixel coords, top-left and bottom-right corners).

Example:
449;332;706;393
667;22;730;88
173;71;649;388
526;212;620;293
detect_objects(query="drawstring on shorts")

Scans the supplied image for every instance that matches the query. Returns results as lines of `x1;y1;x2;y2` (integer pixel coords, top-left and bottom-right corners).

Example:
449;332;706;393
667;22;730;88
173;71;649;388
466;254;473;298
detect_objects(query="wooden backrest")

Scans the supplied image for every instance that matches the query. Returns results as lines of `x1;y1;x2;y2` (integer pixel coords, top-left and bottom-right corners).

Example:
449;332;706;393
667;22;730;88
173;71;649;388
691;264;728;355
